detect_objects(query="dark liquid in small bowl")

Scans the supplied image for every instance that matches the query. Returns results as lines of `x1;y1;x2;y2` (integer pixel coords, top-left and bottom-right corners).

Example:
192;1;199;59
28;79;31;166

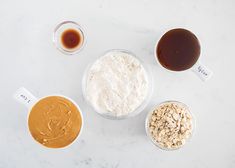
157;28;201;71
61;29;83;49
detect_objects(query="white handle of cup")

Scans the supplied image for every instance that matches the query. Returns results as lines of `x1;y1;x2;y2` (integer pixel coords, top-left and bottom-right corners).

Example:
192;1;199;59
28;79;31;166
14;87;38;109
191;62;213;81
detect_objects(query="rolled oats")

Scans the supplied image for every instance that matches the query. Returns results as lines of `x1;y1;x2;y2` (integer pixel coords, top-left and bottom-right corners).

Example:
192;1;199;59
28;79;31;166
147;102;193;150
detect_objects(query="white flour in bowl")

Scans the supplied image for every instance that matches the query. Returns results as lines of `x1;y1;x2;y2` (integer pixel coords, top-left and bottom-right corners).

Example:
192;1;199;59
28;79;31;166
85;50;149;117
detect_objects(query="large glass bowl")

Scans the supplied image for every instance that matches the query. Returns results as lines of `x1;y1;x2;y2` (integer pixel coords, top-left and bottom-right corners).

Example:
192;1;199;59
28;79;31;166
82;49;153;120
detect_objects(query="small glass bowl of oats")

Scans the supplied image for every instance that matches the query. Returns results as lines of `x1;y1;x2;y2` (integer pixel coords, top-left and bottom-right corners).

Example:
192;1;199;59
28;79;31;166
145;101;195;150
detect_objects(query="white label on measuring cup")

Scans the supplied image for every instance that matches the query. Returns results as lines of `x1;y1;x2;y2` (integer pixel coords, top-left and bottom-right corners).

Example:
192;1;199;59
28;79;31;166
14;87;38;109
192;62;213;81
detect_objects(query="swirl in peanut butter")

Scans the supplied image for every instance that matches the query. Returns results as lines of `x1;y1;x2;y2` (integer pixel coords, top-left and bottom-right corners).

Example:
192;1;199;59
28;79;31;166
28;96;82;148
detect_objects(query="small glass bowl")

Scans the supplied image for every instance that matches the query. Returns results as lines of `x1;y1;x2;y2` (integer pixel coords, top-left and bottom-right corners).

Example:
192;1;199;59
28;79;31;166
145;101;195;151
53;21;85;55
82;49;153;120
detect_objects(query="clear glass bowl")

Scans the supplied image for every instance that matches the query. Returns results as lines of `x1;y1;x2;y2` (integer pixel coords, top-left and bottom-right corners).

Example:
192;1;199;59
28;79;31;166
53;21;85;55
145;100;195;150
82;49;153;120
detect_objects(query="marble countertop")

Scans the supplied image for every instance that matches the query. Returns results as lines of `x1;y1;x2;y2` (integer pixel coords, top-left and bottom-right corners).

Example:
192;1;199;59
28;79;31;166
0;0;235;167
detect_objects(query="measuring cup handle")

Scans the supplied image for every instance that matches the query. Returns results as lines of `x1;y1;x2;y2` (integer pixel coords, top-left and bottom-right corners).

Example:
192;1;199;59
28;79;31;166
191;62;213;81
14;87;38;109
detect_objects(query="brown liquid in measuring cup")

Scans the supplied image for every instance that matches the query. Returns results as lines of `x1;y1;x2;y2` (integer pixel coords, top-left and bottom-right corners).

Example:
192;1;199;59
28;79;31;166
157;28;201;71
61;29;83;49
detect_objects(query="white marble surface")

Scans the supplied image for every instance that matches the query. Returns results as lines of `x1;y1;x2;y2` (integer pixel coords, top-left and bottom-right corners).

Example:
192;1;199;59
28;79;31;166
0;0;235;167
